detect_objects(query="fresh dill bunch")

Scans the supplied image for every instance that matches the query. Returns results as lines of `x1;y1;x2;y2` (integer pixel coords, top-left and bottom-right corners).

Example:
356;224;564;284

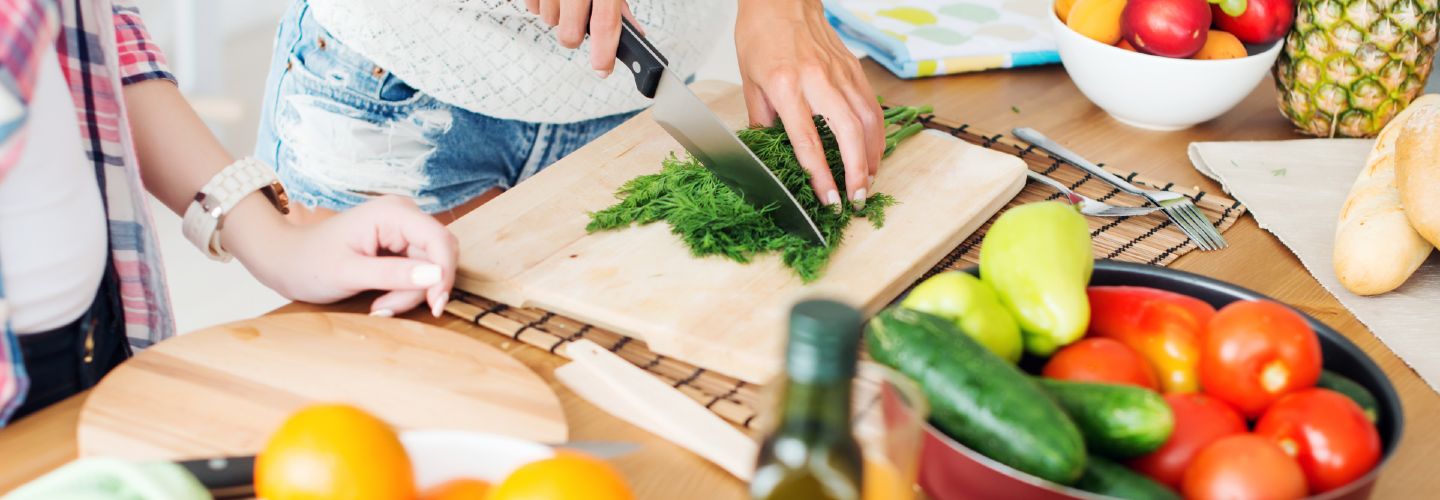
587;105;929;282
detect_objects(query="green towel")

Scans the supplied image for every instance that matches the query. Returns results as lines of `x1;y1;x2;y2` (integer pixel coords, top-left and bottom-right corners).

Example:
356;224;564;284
3;458;211;500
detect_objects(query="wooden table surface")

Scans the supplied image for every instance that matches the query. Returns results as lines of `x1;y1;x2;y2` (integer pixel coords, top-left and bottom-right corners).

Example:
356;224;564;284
2;62;1436;498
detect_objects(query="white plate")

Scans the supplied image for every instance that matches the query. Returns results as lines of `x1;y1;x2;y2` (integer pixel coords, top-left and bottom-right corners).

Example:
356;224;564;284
400;430;554;490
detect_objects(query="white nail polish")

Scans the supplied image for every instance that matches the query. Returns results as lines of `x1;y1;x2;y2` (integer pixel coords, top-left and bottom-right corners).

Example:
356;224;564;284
432;292;450;317
852;188;867;211
868;175;875;185
370;309;395;318
411;264;442;287
826;190;841;206
595;69;611;79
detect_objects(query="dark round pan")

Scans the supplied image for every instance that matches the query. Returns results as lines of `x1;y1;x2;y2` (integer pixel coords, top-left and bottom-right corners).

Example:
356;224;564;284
917;260;1403;500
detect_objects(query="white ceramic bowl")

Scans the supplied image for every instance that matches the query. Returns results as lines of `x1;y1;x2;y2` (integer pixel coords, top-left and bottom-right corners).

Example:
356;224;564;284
1050;6;1282;130
400;430;555;490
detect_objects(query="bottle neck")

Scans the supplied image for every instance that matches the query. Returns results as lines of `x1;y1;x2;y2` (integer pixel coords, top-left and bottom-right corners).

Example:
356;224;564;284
774;376;854;440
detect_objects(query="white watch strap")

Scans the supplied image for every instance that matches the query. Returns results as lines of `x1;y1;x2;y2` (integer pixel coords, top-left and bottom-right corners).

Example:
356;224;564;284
182;158;282;262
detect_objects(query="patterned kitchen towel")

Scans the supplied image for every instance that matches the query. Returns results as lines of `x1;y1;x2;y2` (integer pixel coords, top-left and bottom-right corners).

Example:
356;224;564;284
825;0;1060;78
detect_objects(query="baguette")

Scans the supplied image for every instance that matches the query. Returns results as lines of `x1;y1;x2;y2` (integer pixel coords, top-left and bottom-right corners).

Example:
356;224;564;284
1333;94;1440;296
1396;97;1440;250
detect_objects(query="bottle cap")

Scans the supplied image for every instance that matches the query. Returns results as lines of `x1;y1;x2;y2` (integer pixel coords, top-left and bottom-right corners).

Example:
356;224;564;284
785;299;863;383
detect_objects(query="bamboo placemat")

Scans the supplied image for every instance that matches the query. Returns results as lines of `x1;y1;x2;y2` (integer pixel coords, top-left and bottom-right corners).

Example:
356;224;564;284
443;113;1247;430
915;113;1246;277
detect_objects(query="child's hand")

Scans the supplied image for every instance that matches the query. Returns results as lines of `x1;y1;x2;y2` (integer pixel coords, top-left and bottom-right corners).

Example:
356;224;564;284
120;58;459;318
525;0;641;78
229;195;459;318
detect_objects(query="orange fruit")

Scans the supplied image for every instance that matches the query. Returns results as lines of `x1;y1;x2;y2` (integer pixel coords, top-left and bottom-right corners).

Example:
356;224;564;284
1116;39;1138;52
255;404;416;500
488;452;633;500
420;478;490;500
1192;30;1247;60
1066;0;1127;45
1055;0;1079;23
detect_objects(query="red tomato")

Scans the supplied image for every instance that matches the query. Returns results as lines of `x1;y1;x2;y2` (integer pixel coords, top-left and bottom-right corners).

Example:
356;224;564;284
1255;388;1382;493
1042;338;1159;390
1129;393;1247;488
1200;300;1322;418
1183;435;1308;500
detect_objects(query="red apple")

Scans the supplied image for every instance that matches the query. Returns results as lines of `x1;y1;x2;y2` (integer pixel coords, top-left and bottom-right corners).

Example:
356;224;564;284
1212;0;1295;45
1121;0;1213;58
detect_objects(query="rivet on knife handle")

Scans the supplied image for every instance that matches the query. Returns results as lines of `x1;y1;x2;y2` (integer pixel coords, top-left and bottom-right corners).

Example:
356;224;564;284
612;18;667;98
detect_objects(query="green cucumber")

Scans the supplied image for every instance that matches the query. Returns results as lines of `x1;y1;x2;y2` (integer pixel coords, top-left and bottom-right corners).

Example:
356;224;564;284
1035;378;1173;459
1317;370;1380;423
866;308;1086;484
1074;456;1180;500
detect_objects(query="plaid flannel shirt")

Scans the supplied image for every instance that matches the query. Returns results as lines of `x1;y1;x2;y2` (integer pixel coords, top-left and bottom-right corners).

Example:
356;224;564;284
0;0;176;424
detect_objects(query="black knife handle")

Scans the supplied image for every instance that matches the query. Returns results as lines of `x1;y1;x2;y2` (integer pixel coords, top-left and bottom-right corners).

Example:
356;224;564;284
613;17;667;98
177;455;255;499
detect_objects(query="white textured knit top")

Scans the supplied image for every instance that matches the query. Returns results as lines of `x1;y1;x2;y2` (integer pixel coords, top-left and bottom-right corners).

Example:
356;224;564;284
309;0;725;123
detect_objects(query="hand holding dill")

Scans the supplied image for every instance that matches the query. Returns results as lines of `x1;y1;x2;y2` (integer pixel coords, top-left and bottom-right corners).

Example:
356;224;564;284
587;104;932;282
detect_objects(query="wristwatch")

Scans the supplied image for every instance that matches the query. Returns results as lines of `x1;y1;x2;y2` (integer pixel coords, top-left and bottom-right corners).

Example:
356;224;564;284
181;157;290;262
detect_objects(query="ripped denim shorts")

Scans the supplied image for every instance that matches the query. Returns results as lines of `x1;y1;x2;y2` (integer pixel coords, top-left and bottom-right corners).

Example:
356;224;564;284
253;0;638;214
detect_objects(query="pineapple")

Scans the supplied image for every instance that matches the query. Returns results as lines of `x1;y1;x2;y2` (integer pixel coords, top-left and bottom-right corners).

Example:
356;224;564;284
1275;0;1439;137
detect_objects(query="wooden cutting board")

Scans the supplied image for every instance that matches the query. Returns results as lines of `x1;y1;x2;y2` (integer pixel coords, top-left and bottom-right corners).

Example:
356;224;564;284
77;313;567;460
452;81;1025;383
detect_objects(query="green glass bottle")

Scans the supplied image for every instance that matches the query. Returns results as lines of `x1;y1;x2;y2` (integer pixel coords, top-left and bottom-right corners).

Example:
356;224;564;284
750;300;864;500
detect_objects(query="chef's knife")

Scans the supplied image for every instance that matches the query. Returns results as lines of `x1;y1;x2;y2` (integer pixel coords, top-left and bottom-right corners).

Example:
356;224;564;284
176;456;253;500
176;440;640;498
609;18;827;246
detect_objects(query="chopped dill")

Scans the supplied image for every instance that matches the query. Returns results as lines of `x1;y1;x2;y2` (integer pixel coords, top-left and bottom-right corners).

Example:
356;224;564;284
587;105;931;282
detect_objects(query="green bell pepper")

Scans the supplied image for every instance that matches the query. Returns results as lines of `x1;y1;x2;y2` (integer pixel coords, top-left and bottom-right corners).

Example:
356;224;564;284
979;201;1094;356
901;271;1023;363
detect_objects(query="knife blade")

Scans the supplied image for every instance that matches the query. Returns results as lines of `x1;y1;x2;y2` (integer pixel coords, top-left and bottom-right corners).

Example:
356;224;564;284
611;19;827;246
556;439;642;458
174;440;640;498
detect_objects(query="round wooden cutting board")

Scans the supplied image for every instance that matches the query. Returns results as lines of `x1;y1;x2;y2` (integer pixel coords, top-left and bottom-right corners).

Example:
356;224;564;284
77;313;567;460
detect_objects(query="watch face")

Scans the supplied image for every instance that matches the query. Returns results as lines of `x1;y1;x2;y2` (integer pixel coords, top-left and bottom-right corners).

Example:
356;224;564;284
267;182;291;215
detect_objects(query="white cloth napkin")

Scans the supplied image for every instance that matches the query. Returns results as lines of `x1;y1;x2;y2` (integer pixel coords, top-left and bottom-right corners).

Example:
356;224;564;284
1189;140;1440;392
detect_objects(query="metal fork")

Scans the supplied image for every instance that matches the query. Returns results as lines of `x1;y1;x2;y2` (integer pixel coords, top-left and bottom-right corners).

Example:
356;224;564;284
1026;170;1163;218
1012;128;1228;250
